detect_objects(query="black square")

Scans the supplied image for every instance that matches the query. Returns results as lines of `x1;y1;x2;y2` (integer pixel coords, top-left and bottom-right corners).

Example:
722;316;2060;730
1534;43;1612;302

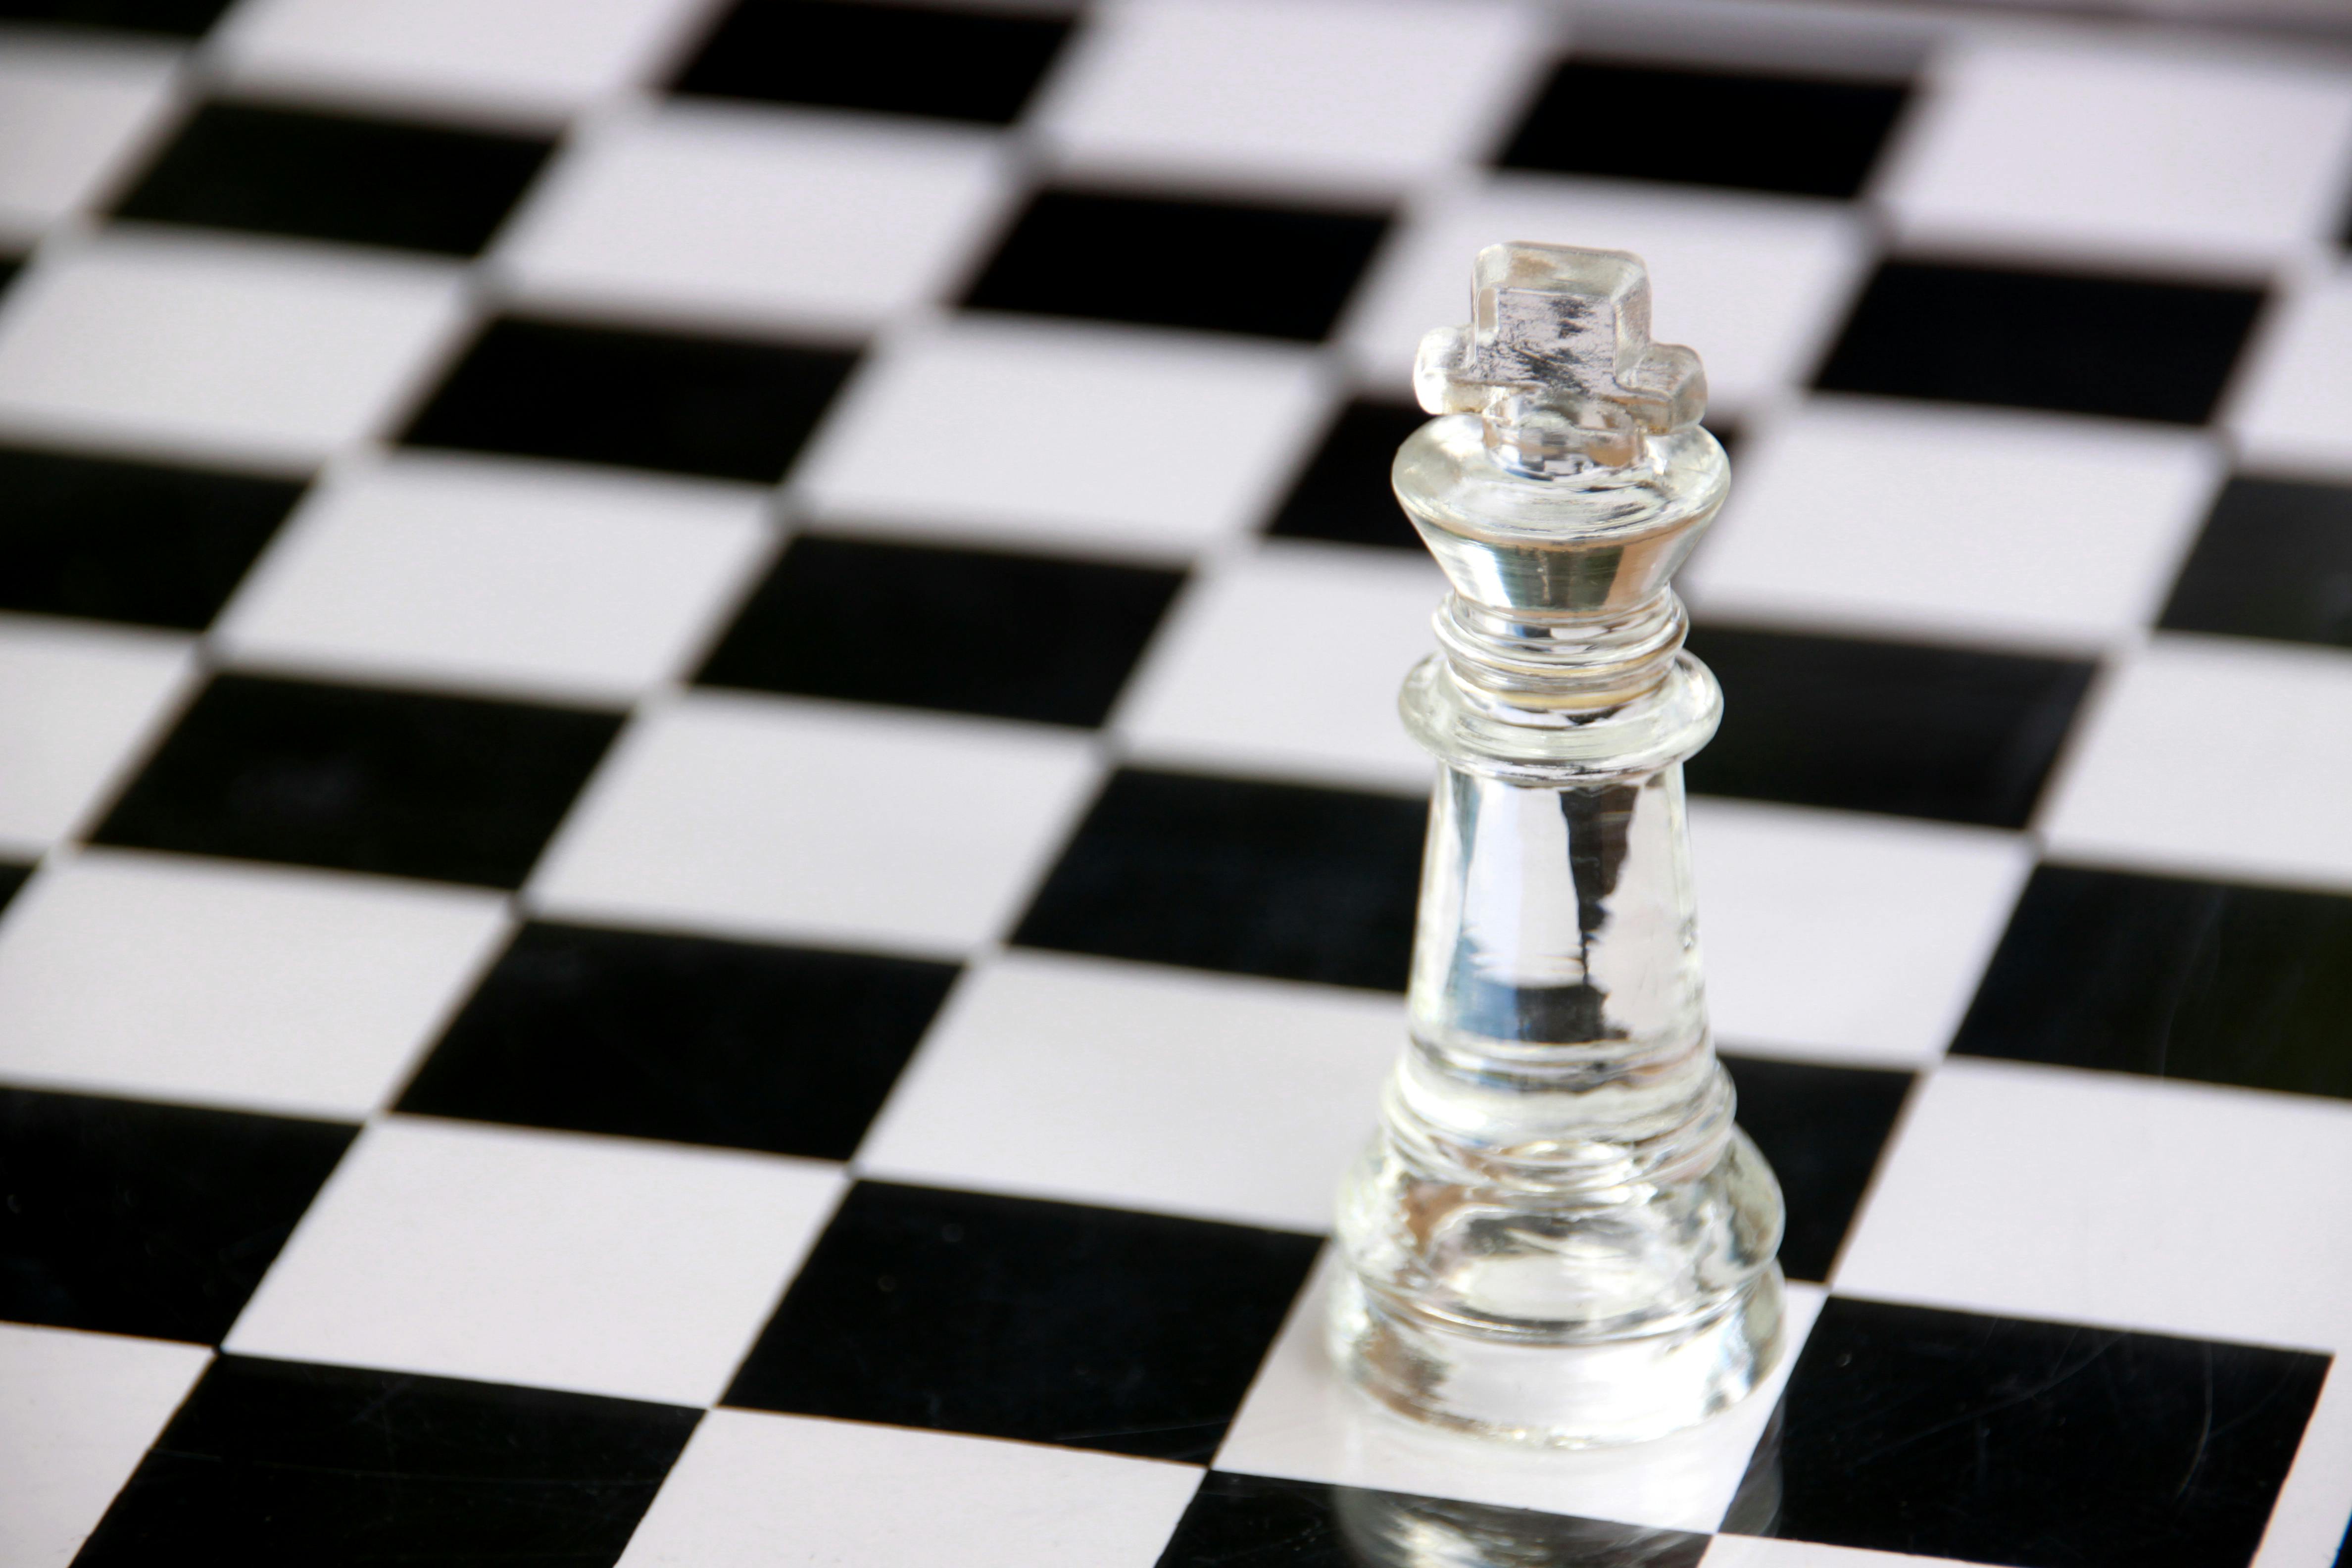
0;444;302;630
2159;475;2352;649
1499;59;1909;199
697;535;1185;727
92;673;621;889
403;317;856;483
114;101;552;256
1733;1296;2327;1568
0;0;230;35
1012;768;1426;992
76;1356;699;1567
1158;1471;1710;1568
674;0;1071;124
965;189;1389;343
0;860;28;915
1953;864;2352;1101
1814;260;2264;426
1267;400;1426;551
1719;1054;1911;1284
0;1088;352;1343
399;923;958;1160
1684;624;2095;828
725;1181;1318;1461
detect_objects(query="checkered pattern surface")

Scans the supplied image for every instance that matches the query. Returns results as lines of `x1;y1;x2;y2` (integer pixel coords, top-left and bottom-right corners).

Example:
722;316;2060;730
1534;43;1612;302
3;0;2352;1565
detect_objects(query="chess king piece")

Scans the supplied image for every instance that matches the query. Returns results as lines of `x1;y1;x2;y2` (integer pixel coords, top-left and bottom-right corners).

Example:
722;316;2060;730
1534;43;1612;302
1329;243;1786;1445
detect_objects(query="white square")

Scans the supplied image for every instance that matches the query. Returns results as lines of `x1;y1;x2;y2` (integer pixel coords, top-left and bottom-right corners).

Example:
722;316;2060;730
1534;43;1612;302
1690;799;2032;1068
0;615;194;855
0;35;181;244
214;0;717;125
225;1116;845;1407
1881;38;2352;272
1837;1059;2352;1353
618;1409;1200;1568
1116;543;1441;792
1034;0;1541;200
0;850;509;1119
2040;635;2352;891
498;101;1014;338
860;950;1398;1232
217;451;773;705
1682;401;2220;652
529;691;1101;956
1216;1250;1825;1534
796;317;1327;561
2229;262;2352;478
0;1323;209;1568
0;232;469;470
1342;176;1866;413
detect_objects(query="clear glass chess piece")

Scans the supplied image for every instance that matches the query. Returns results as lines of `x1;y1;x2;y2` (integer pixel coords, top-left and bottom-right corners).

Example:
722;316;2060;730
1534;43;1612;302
1329;243;1786;1446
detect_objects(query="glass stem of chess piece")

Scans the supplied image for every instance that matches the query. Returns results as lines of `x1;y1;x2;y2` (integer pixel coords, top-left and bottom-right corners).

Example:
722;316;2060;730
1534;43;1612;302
1328;243;1786;1446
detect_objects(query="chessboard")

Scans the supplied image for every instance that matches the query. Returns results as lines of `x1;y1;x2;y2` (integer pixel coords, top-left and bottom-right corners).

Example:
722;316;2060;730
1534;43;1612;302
3;0;2352;1564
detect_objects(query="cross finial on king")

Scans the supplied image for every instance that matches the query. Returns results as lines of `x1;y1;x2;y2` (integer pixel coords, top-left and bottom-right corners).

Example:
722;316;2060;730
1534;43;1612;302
1414;243;1707;474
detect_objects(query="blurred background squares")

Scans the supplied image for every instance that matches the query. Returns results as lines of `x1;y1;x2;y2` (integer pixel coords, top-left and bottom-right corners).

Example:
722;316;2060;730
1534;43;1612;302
857;950;1399;1231
966;187;1388;342
0;34;181;244
223;1116;845;1405
73;1356;699;1566
399;921;958;1159
214;0;719;124
0;850;508;1118
697;533;1183;727
2159;474;2352;648
0;617;192;852
796;317;1325;558
722;1179;1319;1461
2228;264;2352;476
403;315;857;483
1345;179;1865;411
217;452;773;705
1012;767;1425;992
1498;58;1910;199
672;0;1073;125
1263;399;1424;550
0;1088;353;1343
497;102;1014;338
1814;259;2265;425
1687;401;2220;649
614;1410;1201;1568
0;1323;209;1568
529;692;1100;955
112;99;553;256
0;443;302;631
93;672;624;888
1114;543;1439;791
0;232;468;468
1882;39;2352;271
1034;0;1539;200
1681;625;2093;829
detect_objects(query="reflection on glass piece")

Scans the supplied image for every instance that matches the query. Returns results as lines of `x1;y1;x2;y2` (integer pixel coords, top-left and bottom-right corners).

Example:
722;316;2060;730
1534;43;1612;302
1330;244;1786;1446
